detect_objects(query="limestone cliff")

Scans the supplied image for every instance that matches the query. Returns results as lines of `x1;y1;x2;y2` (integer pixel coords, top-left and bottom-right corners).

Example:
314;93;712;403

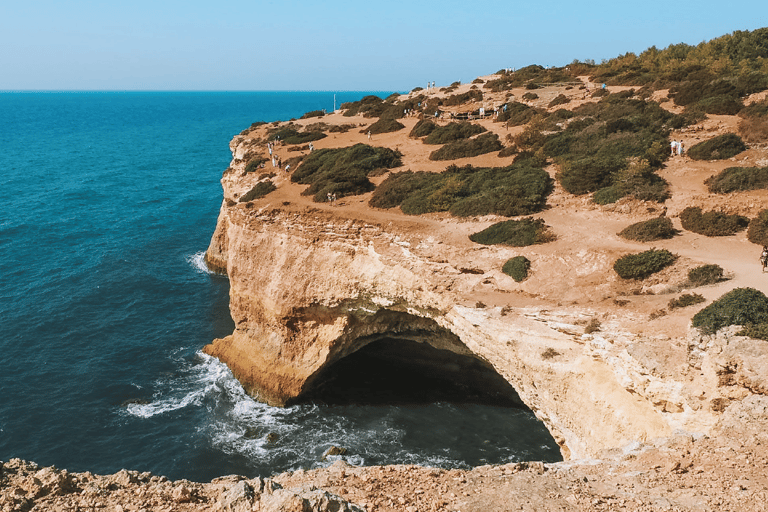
202;126;766;461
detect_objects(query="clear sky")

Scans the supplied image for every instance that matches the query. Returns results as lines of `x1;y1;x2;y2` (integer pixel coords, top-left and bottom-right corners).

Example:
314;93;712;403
1;0;766;91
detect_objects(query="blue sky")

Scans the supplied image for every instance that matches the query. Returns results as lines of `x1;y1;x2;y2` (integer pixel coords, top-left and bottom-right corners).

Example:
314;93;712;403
1;0;766;91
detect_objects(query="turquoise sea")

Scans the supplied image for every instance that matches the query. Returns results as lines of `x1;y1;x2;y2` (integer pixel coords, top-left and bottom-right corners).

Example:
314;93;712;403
0;91;561;482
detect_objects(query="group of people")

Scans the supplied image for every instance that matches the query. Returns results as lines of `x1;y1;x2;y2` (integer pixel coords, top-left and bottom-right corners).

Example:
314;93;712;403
761;246;768;271
326;192;337;205
671;140;685;156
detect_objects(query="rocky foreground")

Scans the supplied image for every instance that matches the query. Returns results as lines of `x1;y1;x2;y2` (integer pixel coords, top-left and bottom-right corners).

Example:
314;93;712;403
2;395;767;511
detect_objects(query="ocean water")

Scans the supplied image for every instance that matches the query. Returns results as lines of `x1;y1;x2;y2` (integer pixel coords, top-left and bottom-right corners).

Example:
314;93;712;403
0;91;561;482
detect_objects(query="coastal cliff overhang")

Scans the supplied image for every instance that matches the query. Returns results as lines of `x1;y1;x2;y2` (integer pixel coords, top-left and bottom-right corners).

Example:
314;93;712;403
290;319;528;408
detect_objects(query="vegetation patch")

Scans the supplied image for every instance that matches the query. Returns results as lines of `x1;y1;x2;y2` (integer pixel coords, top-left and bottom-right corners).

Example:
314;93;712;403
423;122;486;145
292;144;402;202
705;166;768;193
443;90;483;106
244;156;268;174
539;96;680;201
409;119;437;138
692;287;768;335
737;323;768;341
502;256;531;282
613;248;677;280
548;94;570;108
369;161;552;217
469;218;555;247
668;293;705;310
618;217;677;242
429;132;503;160
747;209;768;245
496;102;543;126
522;92;539;101
738;97;768;143
687;264;725;286
687;133;746;160
364;117;405;135
341;95;386;117
679;207;749;236
267;126;327;145
239;181;277;202
301;110;325;119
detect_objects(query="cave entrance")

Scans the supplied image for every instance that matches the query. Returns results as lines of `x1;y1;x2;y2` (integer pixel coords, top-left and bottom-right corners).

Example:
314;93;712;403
297;337;527;408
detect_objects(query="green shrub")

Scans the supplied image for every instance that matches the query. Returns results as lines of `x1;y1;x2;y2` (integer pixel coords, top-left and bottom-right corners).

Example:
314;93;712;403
698;95;744;115
301;110;325;119
429;132;503;161
687;133;746;160
668;293;705;310
409;119;437;138
548;94;570;108
268;126;327;145
522;92;539;101
550;97;678;197
292;144;402;202
705;166;768;193
593;185;625;205
469;218;555;247
592;88;610;98
443;89;483;106
239;181;276;202
613;248;677;280
502;256;531;282
687;264;724;286
737;323;768;341
496;102;542;125
424;122;486;145
692;288;768;335
244;156;268;174
365;117;405;135
369;163;552;217
679;207;749;236
747;209;768;245
341;95;385;117
618;217;677;242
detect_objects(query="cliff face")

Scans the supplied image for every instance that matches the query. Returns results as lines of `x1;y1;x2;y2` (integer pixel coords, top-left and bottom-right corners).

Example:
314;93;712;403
203;118;768;462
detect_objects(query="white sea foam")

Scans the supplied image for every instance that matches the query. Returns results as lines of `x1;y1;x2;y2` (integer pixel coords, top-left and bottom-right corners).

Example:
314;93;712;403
186;251;213;274
125;352;233;418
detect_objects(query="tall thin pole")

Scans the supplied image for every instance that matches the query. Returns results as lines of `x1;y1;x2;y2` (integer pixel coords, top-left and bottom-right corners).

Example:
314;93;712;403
333;94;336;112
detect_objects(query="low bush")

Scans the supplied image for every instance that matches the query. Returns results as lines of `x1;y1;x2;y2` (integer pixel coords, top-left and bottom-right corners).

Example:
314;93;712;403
502;256;531;282
522;92;539;101
244;156;268;174
424;122;486;145
687;133;746;160
592;185;625;205
341;95;385;117
738;116;768;144
584;318;602;334
692;287;768;335
679;207;749;236
698;95;743;115
268;126;327;145
443;89;483;106
668;293;705;310
496;102;542;125
328;123;357;133
429;132;503;161
687;264;724;286
705;166;768;193
613;248;677;280
301;110;325;119
548;94;570;108
618;217;677;242
747;209;768;245
409;119;437;138
469;218;555;247
737;323;768;341
292;144;402;202
239;181;276;202
364;117;405;135
592;88;610;98
369;162;552;217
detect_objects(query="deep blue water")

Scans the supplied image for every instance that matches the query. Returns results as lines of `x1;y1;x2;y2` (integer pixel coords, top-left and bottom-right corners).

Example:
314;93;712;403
0;91;561;482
